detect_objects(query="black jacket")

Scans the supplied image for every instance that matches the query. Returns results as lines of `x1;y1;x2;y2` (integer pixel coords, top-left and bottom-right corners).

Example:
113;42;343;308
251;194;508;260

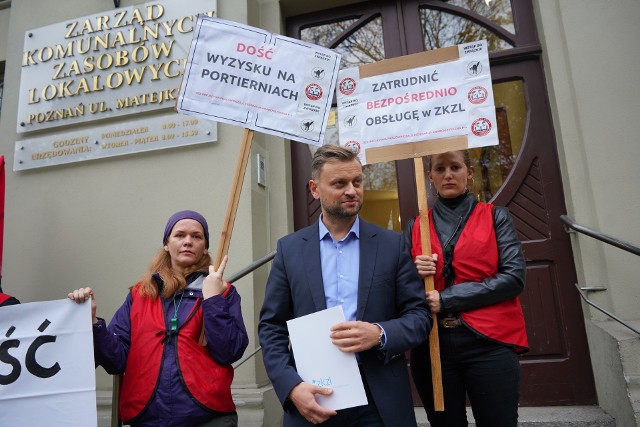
403;194;526;313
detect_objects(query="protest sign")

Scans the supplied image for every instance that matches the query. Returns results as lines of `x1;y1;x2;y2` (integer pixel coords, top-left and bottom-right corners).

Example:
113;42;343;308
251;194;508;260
176;17;341;271
336;40;497;164
0;299;96;426
177;16;341;145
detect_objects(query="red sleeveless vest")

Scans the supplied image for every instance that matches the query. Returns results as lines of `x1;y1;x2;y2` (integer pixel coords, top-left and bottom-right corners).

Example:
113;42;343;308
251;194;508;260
0;293;10;305
411;203;528;352
119;286;235;422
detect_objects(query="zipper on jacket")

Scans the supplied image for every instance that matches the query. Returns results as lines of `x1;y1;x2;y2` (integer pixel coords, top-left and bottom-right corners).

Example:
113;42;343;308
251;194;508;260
443;216;463;250
441;216;463;289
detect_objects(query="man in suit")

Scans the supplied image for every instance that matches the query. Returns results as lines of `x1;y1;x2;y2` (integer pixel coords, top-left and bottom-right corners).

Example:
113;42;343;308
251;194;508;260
258;144;431;426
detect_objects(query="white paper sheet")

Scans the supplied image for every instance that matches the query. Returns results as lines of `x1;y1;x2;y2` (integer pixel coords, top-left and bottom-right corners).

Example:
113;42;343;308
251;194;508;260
287;306;368;410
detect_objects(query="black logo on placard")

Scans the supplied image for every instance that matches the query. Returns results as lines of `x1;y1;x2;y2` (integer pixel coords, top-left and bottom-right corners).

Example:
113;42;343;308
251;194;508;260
301;120;315;132
344;115;357;128
467;61;482;75
312;68;326;80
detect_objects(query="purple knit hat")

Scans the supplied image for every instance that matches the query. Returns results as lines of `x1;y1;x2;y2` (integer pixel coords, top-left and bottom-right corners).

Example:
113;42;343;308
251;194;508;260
163;210;210;248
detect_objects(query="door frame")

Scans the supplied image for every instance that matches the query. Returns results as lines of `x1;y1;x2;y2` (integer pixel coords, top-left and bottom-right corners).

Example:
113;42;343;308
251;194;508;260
286;0;597;406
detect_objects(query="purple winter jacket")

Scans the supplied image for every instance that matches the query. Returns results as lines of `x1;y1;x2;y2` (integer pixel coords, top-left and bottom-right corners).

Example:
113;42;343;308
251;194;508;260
93;271;248;427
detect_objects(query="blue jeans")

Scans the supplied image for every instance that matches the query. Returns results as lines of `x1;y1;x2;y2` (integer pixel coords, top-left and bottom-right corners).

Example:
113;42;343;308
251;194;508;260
411;324;521;427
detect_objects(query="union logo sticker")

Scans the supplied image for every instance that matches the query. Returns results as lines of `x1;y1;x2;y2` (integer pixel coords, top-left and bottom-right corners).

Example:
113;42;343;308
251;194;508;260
344;140;361;154
471;118;492;136
468;86;488;104
339;78;356;95
305;84;323;101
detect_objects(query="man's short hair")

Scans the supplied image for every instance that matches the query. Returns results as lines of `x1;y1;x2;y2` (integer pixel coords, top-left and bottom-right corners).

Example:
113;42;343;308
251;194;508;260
311;144;360;180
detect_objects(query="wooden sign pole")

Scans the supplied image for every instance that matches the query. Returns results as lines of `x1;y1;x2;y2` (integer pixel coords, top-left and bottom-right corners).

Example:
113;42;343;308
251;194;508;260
414;157;445;412
213;128;254;269
200;128;253;346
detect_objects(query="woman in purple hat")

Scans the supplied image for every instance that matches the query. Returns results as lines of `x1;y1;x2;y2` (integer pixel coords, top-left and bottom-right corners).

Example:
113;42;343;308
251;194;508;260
69;210;248;427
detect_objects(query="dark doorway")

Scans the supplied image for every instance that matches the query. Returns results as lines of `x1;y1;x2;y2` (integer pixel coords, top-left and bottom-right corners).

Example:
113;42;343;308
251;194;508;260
287;0;596;406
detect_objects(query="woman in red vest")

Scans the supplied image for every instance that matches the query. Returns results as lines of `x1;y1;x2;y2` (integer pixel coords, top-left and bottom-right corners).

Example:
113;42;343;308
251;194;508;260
69;210;248;427
404;151;528;427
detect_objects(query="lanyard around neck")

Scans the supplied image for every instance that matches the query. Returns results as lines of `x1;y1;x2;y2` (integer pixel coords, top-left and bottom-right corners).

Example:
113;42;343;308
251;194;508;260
170;291;185;331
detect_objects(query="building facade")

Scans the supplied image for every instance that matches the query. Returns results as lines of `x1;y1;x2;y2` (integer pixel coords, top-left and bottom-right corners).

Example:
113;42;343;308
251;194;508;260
0;0;638;425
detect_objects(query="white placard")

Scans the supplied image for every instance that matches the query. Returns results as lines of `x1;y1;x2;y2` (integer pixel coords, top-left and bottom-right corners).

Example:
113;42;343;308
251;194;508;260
286;306;367;411
14;112;216;171
177;16;341;145
336;40;498;163
17;0;217;133
0;300;96;427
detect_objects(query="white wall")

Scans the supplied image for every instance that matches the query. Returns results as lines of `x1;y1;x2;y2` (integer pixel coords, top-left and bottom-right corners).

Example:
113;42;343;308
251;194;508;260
535;1;640;420
0;3;10;61
534;0;640;320
0;0;293;392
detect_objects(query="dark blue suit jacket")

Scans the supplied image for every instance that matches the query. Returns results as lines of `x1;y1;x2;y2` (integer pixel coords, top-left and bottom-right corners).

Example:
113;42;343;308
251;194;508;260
258;218;431;426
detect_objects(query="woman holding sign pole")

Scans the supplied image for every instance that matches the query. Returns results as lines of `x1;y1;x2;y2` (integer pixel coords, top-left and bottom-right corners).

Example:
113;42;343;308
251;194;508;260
68;210;248;427
404;151;528;427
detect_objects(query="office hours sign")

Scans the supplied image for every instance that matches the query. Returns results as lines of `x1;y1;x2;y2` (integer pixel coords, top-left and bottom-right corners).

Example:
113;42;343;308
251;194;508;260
336;40;498;164
0;300;96;427
177;16;341;145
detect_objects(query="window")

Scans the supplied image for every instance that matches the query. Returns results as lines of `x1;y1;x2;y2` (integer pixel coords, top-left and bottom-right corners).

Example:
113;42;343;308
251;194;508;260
301;16;403;230
469;79;526;201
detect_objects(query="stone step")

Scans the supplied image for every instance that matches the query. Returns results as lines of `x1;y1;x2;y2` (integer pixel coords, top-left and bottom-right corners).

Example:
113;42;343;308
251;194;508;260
415;406;616;427
98;389;616;427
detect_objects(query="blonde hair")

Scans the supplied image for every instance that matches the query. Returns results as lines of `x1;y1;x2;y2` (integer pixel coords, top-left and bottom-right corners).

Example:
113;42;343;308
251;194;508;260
135;249;212;299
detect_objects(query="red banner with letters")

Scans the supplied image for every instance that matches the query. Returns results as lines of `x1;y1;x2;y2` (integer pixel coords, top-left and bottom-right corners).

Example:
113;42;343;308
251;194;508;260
0;155;5;286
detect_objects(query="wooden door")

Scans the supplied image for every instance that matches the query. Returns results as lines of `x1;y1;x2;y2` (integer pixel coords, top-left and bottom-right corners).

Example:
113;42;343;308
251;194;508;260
287;0;596;406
